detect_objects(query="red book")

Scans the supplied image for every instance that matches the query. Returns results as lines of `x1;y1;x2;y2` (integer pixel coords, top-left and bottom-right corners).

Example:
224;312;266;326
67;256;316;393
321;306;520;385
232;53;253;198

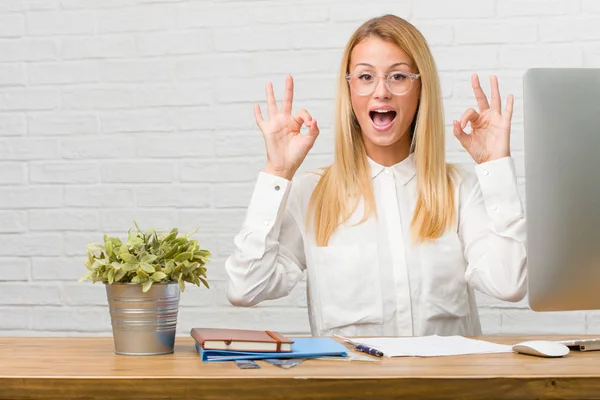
190;328;294;352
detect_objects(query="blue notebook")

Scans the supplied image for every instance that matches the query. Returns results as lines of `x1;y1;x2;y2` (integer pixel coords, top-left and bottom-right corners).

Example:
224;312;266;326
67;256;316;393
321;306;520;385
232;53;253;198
195;337;348;362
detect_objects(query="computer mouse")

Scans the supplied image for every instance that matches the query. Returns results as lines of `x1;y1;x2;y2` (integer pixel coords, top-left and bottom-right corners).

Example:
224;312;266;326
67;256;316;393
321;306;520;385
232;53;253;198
512;340;570;358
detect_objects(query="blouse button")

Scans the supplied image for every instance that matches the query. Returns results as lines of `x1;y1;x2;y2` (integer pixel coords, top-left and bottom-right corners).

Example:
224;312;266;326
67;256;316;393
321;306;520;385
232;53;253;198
384;169;390;175
274;185;280;191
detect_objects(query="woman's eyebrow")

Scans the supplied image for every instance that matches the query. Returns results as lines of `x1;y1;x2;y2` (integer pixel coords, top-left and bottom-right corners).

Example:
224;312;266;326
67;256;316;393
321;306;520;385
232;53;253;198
353;62;412;69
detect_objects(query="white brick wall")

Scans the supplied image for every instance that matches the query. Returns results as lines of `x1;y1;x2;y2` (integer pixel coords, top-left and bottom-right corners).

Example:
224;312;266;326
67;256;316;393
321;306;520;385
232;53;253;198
0;0;598;337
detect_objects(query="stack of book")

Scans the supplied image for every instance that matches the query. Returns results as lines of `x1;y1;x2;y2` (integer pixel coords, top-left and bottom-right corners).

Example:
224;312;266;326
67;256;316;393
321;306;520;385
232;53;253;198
190;328;348;362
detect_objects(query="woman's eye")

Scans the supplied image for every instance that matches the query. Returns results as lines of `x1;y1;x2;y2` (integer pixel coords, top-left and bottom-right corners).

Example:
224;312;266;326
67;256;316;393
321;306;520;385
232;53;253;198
358;73;374;81
390;73;408;81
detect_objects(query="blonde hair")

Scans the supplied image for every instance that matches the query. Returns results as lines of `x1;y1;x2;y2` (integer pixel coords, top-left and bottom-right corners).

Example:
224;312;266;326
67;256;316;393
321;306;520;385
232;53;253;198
307;14;456;246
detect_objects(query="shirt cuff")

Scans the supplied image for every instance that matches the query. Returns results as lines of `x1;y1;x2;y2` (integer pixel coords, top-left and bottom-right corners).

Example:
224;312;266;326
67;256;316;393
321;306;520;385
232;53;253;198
244;172;292;234
474;157;524;226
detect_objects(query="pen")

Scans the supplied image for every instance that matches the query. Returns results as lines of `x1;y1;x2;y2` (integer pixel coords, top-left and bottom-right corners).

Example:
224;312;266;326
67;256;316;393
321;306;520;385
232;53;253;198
354;343;384;357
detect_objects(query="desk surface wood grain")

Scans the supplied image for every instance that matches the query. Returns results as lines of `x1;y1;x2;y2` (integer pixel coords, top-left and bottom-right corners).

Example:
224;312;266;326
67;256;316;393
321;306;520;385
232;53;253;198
2;335;600;400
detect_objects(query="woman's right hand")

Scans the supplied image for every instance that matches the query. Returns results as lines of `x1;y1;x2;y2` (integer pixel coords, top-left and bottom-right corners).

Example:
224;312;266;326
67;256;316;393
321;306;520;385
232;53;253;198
255;75;320;180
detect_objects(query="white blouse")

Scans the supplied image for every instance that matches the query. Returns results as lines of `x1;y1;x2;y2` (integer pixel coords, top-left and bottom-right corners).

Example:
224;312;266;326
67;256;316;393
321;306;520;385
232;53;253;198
225;154;527;337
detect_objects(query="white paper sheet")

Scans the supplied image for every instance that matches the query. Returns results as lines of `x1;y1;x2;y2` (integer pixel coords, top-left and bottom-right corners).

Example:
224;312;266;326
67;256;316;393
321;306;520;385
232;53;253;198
353;335;513;357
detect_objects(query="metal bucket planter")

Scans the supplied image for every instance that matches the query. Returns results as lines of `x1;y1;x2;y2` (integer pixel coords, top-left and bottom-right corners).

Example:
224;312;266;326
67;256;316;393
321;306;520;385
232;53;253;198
105;282;180;355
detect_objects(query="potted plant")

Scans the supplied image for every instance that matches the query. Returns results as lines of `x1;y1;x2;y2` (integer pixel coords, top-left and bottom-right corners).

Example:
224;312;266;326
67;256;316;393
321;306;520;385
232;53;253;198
79;222;210;355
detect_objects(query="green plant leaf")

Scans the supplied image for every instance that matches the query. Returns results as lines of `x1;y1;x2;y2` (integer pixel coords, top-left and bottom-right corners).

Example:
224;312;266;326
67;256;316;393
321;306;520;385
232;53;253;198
108;268;115;285
151;271;167;282
120;253;137;264
142;279;153;292
139;262;155;274
114;269;127;282
175;252;192;262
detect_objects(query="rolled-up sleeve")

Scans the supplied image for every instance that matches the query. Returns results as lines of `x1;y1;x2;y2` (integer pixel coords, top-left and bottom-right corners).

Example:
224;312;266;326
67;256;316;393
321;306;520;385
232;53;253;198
460;157;527;302
225;172;306;307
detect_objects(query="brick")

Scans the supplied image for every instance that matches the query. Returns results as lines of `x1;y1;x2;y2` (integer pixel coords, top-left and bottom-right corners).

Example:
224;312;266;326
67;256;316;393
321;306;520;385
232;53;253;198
251;50;340;76
26;11;96;36
178;209;247;234
179;159;265;183
0;210;27;233
28;61;100;85
253;4;328;23
32;306;112;331
290;23;357;50
414;0;494;18
0;282;62;305
584;0;600;12
133;84;212;108
584;42;600;67
177;54;253;80
0;14;25;38
0;138;59;160
432;46;499;71
213;184;254;209
23;0;60;10
28;112;98;136
101;161;175;183
31;162;99;184
0;162;25;184
136;31;212;56
0;1;24;12
0;88;60;110
455;19;537;44
62;283;107;306
213;26;290;52
62;0;134;8
64;186;134;208
0;39;56;62
62;35;135;60
329;2;410;22
31;257;83;281
586;312;600;334
60;136;136;159
177;3;251;29
0;113;26;136
62;88;133;110
0;257;30;281
475;292;530;310
215;131;265;157
99;209;178;233
100;59;176;83
135;184;213;208
29;209;100;231
0;186;62;209
499;45;583;69
498;0;579;16
0;63;25;86
137;133;214;158
0;307;31;329
98;5;176;33
500;309;586;334
101;109;175;133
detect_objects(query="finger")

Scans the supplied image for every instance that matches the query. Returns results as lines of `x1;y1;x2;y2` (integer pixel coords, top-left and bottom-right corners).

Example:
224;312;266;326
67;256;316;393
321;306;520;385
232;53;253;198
471;73;490;112
490;75;501;112
254;103;266;130
460;108;480;130
281;75;294;115
265;82;279;119
453;120;470;150
504;94;514;122
306;119;320;138
294;108;313;126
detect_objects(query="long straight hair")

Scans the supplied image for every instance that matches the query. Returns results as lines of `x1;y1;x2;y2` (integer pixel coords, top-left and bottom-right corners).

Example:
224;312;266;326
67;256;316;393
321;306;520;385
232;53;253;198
307;15;456;246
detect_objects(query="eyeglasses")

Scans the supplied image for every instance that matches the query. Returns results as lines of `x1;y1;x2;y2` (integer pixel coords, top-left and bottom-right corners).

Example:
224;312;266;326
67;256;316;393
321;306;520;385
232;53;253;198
345;71;421;96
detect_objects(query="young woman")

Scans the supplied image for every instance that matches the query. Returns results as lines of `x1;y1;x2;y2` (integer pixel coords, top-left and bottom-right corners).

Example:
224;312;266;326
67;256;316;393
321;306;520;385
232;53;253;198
225;14;526;337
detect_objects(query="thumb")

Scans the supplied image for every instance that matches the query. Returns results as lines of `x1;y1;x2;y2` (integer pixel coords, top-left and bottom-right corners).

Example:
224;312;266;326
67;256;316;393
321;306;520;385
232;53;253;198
452;120;470;150
306;119;320;139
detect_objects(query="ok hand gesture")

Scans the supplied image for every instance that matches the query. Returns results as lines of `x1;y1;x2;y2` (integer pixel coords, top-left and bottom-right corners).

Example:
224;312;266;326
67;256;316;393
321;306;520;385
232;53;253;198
255;75;320;180
453;74;514;164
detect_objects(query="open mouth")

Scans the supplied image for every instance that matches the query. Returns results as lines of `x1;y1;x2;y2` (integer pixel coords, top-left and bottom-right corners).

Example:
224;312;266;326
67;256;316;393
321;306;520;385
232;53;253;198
369;110;397;132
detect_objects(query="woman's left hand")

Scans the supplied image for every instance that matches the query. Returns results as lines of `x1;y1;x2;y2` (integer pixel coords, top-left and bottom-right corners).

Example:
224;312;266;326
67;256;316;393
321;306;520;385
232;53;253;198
453;74;514;164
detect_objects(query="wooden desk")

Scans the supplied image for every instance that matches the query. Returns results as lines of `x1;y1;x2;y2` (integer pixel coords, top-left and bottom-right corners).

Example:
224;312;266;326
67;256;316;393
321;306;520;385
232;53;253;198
2;335;600;400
